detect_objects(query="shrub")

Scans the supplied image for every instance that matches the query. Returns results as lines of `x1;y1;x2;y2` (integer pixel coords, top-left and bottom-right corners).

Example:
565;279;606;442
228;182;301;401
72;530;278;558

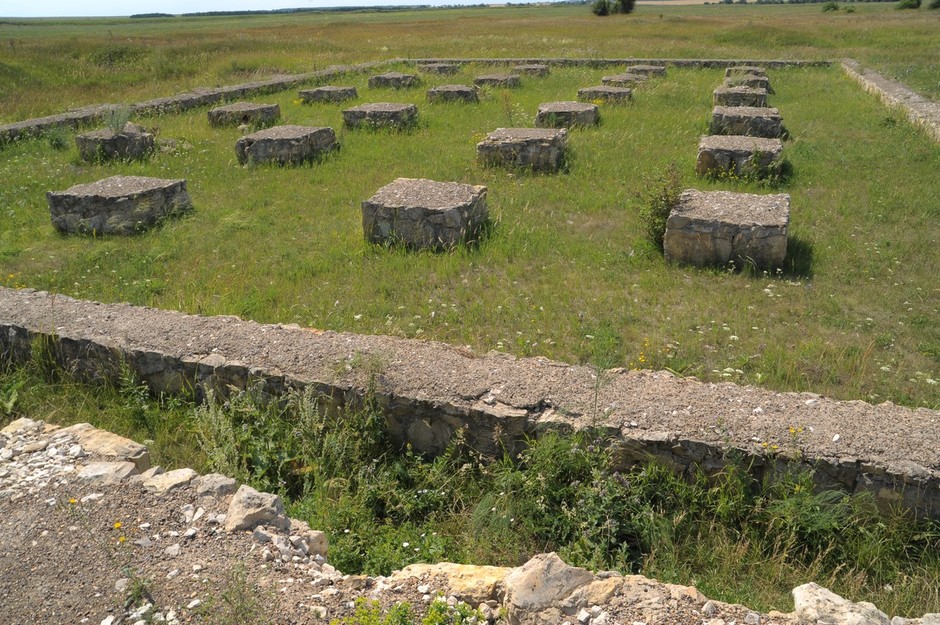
896;0;920;8
822;1;840;10
928;0;939;7
638;163;682;252
105;106;134;134
592;0;611;15
615;0;637;13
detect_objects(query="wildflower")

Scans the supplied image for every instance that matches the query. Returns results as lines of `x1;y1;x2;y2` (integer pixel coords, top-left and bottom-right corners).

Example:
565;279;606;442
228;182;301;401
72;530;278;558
68;498;77;505
113;521;122;529
118;536;126;543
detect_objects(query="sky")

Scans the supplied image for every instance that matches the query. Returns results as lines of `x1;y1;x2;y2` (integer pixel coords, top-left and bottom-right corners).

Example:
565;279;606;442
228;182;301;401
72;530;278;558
0;0;467;19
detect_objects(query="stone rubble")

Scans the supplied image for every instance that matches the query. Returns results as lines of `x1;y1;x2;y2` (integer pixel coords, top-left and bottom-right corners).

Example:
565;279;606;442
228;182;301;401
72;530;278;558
3;415;937;625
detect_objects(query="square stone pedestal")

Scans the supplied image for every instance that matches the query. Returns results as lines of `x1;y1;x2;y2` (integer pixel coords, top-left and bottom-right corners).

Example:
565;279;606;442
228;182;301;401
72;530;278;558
724;74;772;92
362;177;488;250
208;102;280;127
535;101;599;128
427;85;479;103
601;74;647;88
75;123;155;162
474;74;521;88
47;175;192;236
299;86;358;103
476;128;568;173
664;189;790;268
369;72;420;89
577;86;633;103
235;125;337;165
710;106;784;138
713;86;769;108
343;103;419;129
626;64;666;77
696;135;784;178
726;66;767;78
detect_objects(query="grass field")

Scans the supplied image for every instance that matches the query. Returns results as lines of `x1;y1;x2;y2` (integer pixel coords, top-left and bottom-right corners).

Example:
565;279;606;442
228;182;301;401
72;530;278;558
0;3;938;122
1;3;939;614
1;59;938;409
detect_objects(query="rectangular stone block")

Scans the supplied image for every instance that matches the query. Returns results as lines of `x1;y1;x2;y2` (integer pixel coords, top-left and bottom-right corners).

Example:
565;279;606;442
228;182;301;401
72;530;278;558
476;128;568;173
427;85;479;104
710;106;785;138
724;74;772;92
298;86;358;103
696;135;784;178
535;101;599;128
577;86;633;104
208;102;280;127
626;64;666;77
601;73;647;88
235;125;337;165
664;189;790;269
713;86;768;108
368;72;419;89
726;65;767;78
474;74;521;88
362;178;488;250
342;103;418;129
47;176;192;236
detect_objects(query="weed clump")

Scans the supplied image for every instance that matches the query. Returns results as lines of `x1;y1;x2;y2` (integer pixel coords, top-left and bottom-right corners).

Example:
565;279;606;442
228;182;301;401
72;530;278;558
896;0;921;8
822;1;840;11
638;163;682;252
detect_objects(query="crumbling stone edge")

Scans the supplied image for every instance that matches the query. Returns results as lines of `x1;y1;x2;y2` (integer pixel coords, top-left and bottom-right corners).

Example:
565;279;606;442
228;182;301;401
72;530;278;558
0;287;937;521
841;58;940;143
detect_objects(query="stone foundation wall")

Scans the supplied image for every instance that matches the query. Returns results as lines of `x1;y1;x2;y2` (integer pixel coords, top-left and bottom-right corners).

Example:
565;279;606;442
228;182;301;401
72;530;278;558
0;288;936;518
841;59;940;143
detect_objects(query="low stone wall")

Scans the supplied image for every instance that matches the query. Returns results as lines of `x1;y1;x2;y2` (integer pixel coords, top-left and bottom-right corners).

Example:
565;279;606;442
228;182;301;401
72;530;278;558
410;57;831;69
0;287;937;518
0;61;391;145
841;58;940;143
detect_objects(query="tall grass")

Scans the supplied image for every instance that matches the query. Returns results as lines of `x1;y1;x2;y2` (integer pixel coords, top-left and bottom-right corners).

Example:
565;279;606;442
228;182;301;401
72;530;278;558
3;362;937;615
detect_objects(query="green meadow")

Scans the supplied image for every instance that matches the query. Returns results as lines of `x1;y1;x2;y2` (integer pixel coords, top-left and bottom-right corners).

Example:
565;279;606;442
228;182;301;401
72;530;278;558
1;2;939;614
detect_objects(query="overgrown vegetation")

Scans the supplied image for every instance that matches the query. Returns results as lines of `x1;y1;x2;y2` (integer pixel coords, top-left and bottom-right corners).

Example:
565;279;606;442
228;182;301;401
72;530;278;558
638;163;682;252
4;360;938;615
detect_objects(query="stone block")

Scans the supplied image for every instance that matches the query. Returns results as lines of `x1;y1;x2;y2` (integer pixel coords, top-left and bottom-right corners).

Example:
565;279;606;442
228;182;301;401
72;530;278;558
695;135;784;177
75;123;154;162
513;63;549;76
626;64;666;77
535;101;599;128
664;189;790;269
474;74;521;88
724;74;772;92
235;125;337;165
710;106;784;138
207;102;280;127
714;86;769;108
577;86;633;103
726;65;767;78
427;85;479;104
342;103;418;129
368;72;419;89
362;177;488;250
47;175;192;236
298;86;357;103
601;73;648;88
476;127;568;173
418;62;460;75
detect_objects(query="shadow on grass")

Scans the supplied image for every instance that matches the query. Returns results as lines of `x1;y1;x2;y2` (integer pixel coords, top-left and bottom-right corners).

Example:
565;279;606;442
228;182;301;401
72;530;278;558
781;234;814;279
